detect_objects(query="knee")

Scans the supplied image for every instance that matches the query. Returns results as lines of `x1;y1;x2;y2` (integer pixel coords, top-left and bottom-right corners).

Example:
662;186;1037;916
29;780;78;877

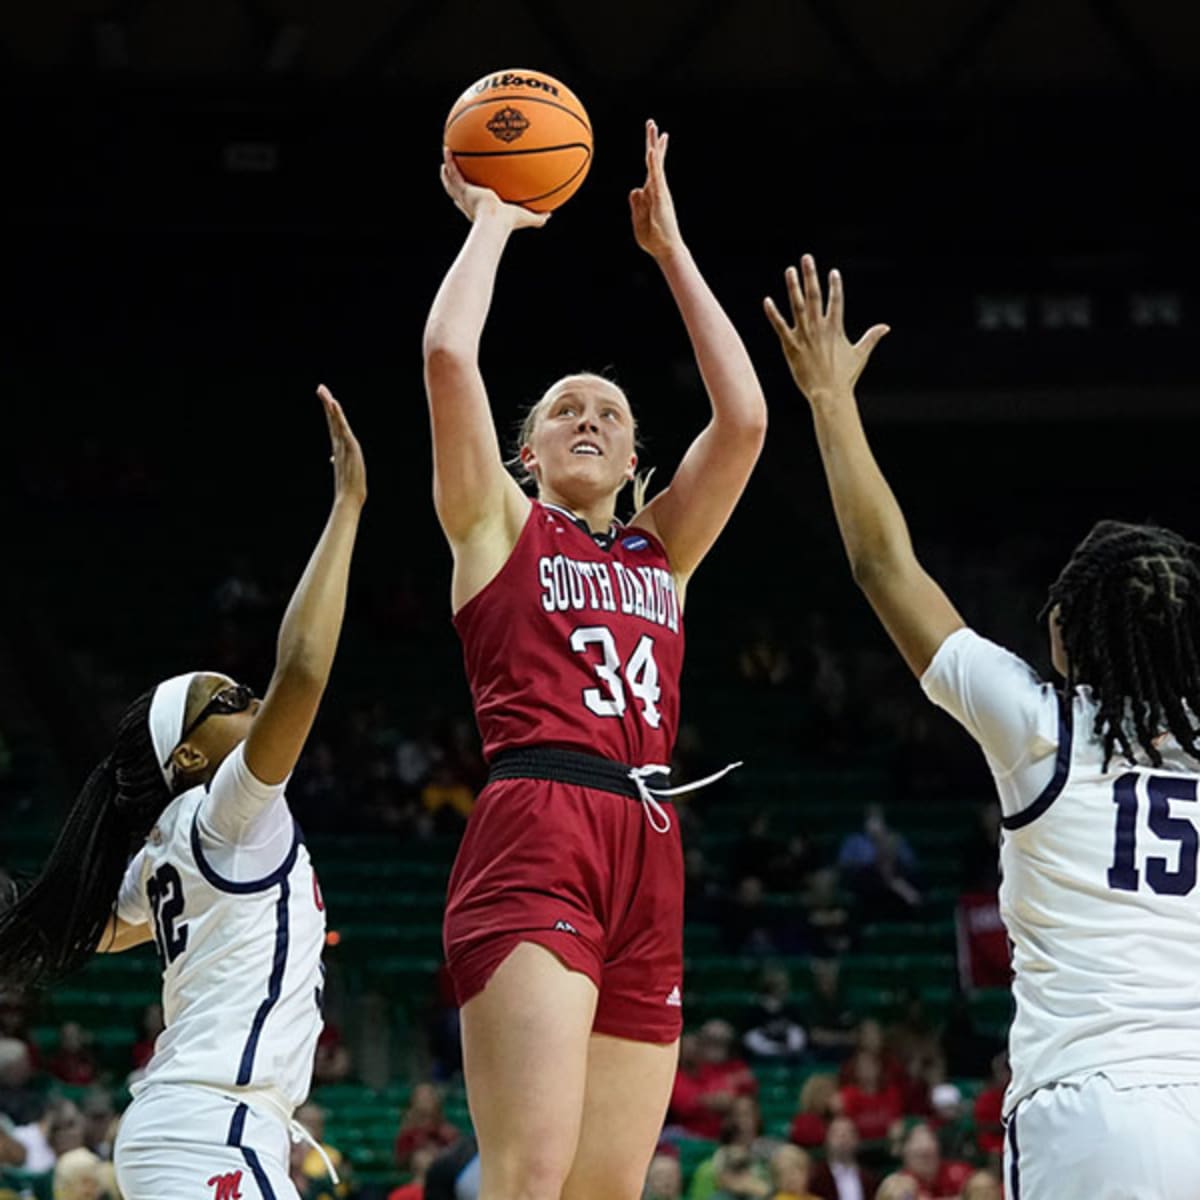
482;1151;572;1200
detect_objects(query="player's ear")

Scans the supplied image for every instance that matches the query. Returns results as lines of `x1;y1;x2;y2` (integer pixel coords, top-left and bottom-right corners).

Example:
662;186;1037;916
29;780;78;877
170;742;208;778
626;452;637;483
520;443;539;475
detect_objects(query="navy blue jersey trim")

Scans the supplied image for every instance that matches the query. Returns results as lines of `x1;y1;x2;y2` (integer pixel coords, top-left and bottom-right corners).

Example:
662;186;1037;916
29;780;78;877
236;879;291;1085
1006;1101;1021;1199
190;813;300;894
240;1146;277;1199
1002;690;1074;831
226;1102;248;1147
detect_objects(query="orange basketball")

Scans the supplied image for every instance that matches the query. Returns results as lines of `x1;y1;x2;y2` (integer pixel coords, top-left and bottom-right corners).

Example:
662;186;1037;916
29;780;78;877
444;69;593;213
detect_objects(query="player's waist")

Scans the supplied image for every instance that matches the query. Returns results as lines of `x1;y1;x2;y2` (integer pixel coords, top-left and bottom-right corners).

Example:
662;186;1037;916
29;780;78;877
487;745;669;800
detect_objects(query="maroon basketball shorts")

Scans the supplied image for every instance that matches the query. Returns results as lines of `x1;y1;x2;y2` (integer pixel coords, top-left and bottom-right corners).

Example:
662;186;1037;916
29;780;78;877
443;746;685;1044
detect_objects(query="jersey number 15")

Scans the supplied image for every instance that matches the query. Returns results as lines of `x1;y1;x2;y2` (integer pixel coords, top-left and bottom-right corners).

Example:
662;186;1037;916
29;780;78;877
1108;773;1198;896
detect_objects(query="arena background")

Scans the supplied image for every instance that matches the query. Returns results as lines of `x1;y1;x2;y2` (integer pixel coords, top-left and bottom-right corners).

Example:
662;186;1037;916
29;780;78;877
1;2;1199;1197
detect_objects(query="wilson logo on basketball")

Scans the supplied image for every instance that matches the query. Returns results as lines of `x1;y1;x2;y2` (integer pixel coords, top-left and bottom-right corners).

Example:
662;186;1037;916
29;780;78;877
207;1171;244;1200
473;72;560;97
487;107;530;143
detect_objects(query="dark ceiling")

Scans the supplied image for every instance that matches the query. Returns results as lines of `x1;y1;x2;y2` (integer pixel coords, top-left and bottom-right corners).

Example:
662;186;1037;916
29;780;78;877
4;0;1199;90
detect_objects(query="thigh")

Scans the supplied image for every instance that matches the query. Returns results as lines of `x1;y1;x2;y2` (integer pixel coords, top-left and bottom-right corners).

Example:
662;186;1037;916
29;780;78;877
462;940;598;1200
561;1033;680;1200
1010;1077;1200;1200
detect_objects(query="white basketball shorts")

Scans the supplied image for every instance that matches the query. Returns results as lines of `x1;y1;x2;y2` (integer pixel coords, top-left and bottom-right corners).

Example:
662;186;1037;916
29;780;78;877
1005;1074;1200;1200
115;1082;298;1200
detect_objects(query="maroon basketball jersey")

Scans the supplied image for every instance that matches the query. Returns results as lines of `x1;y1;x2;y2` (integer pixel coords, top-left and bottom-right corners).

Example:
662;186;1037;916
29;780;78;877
454;500;685;765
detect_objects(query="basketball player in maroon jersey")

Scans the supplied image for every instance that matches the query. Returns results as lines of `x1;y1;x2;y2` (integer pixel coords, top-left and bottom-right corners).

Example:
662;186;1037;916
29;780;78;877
423;121;767;1200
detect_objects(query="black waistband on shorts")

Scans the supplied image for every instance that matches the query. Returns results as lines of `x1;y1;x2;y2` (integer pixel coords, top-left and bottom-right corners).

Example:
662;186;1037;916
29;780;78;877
487;746;670;801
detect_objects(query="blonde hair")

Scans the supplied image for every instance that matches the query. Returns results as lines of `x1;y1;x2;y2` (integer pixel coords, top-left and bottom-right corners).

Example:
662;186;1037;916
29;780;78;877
53;1147;103;1200
511;372;655;514
798;1071;838;1115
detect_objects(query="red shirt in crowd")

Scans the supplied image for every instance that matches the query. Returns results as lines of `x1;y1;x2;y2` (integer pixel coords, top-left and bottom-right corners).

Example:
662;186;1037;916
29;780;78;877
974;1085;1006;1155
788;1112;827;1148
48;1050;96;1086
837;1083;904;1142
900;1162;975;1199
394;1121;459;1168
669;1059;757;1140
387;1186;423;1200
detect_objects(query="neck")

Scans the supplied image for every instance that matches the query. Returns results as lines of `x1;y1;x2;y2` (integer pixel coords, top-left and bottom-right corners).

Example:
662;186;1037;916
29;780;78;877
539;489;618;534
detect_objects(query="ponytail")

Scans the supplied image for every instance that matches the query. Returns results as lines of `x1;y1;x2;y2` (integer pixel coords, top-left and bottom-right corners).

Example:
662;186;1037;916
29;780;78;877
0;688;171;987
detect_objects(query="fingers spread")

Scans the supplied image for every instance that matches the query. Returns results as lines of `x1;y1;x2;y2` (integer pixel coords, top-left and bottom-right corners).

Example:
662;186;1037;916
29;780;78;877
801;254;824;326
763;296;791;341
785;265;807;331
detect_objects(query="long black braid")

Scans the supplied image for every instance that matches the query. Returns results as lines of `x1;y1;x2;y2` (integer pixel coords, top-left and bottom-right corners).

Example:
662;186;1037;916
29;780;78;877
1041;520;1200;770
0;686;173;987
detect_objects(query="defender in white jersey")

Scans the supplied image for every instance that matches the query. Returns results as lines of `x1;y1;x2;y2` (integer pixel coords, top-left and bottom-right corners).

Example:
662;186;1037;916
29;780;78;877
766;256;1200;1199
0;387;365;1200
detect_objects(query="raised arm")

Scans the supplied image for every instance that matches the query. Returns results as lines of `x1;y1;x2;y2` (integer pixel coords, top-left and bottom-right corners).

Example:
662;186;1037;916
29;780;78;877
240;387;366;785
423;156;546;562
629;121;768;582
764;255;963;677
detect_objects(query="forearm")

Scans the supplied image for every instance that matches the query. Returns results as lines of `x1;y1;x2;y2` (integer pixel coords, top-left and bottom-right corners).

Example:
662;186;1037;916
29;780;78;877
273;498;362;684
423;207;513;358
809;390;916;582
657;245;766;432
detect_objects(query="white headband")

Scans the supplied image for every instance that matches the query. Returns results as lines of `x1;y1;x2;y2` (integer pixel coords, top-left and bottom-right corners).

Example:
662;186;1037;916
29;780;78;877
148;672;202;789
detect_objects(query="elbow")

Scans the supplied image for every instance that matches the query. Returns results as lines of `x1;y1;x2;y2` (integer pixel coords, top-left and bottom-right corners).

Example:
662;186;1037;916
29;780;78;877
848;553;887;593
422;325;471;368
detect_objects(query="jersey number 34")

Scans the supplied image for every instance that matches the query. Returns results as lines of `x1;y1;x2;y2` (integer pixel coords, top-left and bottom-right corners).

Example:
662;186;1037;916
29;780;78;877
570;626;662;729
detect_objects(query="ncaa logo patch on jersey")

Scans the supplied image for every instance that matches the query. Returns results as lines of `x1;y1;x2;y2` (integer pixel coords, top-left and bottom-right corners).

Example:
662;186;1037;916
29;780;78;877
622;535;649;552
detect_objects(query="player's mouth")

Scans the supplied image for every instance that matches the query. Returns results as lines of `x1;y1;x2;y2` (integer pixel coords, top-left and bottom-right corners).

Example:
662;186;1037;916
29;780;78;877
571;441;603;456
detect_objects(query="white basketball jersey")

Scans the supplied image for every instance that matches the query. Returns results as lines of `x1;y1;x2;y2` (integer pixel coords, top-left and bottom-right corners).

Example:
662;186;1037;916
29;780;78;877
117;748;326;1111
923;628;1200;1114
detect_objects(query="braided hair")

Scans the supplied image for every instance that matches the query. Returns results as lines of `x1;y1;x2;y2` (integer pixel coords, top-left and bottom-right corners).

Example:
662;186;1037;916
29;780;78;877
1041;520;1200;770
0;686;173;987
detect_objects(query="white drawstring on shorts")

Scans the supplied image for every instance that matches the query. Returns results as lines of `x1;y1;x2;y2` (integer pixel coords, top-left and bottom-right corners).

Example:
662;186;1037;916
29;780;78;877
289;1117;341;1187
628;762;744;834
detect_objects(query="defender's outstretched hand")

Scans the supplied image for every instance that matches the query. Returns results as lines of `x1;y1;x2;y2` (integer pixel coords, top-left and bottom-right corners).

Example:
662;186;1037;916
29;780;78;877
318;385;367;508
764;255;889;402
630;119;683;259
440;149;550;230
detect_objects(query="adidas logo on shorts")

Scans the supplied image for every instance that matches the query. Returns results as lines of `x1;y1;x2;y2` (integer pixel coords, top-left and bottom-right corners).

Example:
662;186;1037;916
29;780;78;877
665;985;682;1007
553;919;578;935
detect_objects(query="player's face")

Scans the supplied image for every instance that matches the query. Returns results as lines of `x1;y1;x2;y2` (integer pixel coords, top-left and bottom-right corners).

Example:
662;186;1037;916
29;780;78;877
522;380;637;502
179;672;260;777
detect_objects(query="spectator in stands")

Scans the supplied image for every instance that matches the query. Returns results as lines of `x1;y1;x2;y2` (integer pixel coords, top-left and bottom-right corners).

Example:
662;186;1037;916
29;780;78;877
837;806;921;920
720;876;782;956
743;967;807;1062
394;1083;461;1170
644;1151;684;1200
420;761;475;830
671;1022;758;1141
885;993;940;1074
0;1038;41;1126
294;1102;350;1198
788;1073;836;1149
48;1023;96;1086
838;1021;903;1089
971;1052;1010;1162
802;871;853;959
389;1144;438;1200
707;1144;771;1199
129;1003;163;1074
896;1123;972;1199
809;1116;878;1200
12;1098;84;1174
80;1090;115;1159
806;961;858;1062
0;991;39;1068
768;1145;819;1200
927;1083;971;1161
837;1052;904;1143
313;1023;353;1088
52;1146;108;1200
